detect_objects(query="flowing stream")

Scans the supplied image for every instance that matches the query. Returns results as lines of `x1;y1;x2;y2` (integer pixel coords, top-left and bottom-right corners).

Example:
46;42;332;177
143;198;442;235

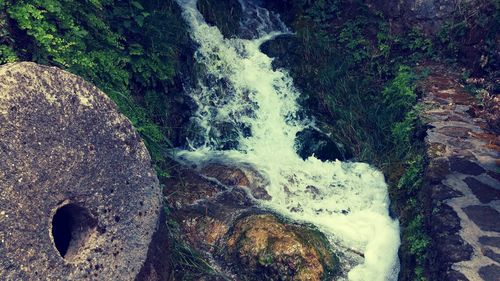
175;1;401;280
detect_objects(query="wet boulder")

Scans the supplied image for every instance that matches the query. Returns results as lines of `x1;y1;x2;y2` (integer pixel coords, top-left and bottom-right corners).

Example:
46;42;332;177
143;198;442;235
0;62;166;280
295;128;352;161
200;163;271;200
223;214;338;281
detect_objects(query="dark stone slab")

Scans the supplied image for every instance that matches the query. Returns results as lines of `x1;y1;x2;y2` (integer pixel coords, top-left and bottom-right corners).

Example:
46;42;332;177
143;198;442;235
487;170;500;182
431;184;464;201
449;156;485;175
483;248;500;263
430;205;472;265
295;128;352;161
431;204;462;234
0;62;164;280
463;205;500;232
446;115;468;122
479;236;500;248
463;177;500;203
445;270;469;281
479;264;500;281
438;126;471;138
426;157;450;184
435;234;473;263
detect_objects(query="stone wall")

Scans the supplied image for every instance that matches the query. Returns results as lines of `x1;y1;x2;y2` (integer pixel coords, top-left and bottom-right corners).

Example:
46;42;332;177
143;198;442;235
419;64;500;281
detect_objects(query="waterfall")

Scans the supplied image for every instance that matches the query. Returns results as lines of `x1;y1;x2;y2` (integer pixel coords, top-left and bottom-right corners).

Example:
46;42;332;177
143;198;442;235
175;0;401;280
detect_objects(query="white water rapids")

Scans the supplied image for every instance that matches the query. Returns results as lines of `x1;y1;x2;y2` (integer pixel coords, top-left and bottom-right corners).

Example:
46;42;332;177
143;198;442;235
175;1;401;280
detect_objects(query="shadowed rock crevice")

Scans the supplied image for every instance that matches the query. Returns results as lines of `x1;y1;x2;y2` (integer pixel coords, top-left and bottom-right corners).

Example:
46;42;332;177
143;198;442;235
51;203;97;260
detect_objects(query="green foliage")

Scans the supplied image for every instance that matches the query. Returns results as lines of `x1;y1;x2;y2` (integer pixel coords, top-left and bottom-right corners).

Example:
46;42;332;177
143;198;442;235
258;254;274;266
406;215;429;258
437;0;500;70
404;215;429;281
397;153;424;190
388;89;428;280
1;0;193;177
383;66;417;121
380;66;429;280
0;2;17;63
337;17;370;63
392;146;429;281
0;45;17;63
405;28;435;57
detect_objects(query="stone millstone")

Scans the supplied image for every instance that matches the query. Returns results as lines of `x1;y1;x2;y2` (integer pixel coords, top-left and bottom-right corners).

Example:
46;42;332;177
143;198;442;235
0;62;164;280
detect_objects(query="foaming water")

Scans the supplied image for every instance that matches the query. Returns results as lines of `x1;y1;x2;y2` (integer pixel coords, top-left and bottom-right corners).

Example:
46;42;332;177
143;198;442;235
175;1;400;280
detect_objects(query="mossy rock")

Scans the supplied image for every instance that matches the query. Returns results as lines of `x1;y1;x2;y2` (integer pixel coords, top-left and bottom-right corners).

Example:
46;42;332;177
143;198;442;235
222;214;338;281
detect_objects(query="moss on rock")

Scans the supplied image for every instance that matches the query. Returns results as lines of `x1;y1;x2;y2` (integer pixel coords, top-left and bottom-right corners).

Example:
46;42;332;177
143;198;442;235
224;214;338;281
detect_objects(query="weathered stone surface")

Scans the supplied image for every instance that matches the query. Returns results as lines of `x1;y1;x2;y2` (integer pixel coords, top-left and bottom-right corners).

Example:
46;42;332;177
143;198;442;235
200;163;271;200
164;166;225;209
438;126;471;138
462;205;500;232
428;142;447;158
0;62;164;280
449;156;485;175
478;264;500;281
463;177;500;204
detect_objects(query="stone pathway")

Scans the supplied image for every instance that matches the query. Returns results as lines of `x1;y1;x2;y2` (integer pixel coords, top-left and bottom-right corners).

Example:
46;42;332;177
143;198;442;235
420;65;500;281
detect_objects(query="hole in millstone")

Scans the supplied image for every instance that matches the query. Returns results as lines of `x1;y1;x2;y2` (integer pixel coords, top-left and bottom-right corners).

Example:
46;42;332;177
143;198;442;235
51;203;97;260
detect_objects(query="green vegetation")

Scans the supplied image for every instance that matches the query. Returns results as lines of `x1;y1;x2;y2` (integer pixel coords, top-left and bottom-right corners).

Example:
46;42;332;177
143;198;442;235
384;68;429;281
0;0;193;178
